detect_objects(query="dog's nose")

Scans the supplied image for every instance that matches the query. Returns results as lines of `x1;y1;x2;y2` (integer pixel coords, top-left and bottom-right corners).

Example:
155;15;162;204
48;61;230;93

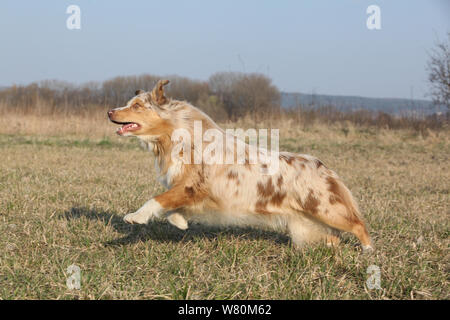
107;110;114;118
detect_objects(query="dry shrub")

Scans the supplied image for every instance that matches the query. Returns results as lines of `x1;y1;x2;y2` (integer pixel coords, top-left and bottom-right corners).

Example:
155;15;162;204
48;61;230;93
0;73;448;135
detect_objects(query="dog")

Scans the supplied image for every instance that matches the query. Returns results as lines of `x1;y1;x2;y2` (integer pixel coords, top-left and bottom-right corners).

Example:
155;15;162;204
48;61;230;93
108;80;374;252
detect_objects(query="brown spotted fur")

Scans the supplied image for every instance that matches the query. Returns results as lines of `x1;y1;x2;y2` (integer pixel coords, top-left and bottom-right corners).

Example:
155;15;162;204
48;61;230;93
108;80;373;251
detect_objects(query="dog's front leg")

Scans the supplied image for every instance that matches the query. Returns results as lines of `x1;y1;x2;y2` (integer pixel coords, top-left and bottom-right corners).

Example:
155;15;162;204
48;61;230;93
167;212;188;230
123;198;164;224
123;185;194;225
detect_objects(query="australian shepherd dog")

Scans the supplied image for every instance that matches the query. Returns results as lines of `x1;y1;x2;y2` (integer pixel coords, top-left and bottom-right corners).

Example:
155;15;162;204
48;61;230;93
108;80;374;252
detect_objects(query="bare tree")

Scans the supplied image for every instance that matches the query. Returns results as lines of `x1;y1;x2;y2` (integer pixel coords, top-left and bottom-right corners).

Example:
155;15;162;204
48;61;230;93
208;72;242;118
427;33;450;109
208;72;280;122
230;73;280;125
164;75;209;103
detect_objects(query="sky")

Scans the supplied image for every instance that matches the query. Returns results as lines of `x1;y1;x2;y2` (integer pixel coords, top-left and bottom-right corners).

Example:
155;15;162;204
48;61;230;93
0;0;448;100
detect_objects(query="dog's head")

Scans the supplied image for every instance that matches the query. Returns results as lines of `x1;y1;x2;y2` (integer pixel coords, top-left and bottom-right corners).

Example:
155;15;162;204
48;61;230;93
108;80;172;137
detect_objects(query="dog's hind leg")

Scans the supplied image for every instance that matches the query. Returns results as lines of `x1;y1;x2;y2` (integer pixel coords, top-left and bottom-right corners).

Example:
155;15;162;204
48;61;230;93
305;200;373;253
287;215;336;249
293;174;374;252
325;232;341;247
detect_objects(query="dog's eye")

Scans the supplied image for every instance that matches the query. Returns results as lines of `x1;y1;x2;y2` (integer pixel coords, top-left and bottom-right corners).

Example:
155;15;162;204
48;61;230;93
132;104;140;110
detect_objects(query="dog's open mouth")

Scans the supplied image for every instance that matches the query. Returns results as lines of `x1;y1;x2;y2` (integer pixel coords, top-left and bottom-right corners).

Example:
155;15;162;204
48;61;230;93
111;120;141;135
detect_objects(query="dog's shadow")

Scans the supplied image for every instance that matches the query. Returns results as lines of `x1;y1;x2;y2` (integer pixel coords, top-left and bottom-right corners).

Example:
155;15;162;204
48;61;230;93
62;207;290;247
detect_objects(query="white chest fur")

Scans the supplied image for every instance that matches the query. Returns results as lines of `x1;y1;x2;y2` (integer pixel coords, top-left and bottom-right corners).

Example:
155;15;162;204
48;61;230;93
140;139;183;189
155;156;183;188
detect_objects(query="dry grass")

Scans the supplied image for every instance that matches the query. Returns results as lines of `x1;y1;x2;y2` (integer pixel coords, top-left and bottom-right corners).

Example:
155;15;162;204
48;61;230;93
0;112;448;299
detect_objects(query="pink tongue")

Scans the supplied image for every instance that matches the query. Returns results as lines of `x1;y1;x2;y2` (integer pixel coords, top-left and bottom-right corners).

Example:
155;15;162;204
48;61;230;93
122;123;134;131
117;123;134;134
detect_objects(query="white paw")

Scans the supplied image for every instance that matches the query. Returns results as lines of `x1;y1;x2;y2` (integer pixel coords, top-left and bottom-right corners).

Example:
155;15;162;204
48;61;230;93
123;199;163;225
167;213;188;230
123;211;152;224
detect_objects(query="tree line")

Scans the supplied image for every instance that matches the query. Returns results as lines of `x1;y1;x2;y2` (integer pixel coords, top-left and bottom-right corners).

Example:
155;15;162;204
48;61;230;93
0;72;280;122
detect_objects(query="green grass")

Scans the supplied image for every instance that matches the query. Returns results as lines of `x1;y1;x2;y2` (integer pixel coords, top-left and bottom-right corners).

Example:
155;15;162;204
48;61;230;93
0;130;448;300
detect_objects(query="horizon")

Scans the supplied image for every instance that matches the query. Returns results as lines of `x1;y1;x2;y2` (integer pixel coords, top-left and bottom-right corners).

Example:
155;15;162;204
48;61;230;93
0;0;449;100
0;73;438;103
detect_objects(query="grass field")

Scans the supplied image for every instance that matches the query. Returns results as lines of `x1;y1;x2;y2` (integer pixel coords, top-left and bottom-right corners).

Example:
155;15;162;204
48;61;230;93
0;114;448;299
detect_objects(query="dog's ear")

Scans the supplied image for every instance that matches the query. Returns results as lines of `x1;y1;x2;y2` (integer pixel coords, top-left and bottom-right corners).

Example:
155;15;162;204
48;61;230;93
150;80;170;106
135;89;145;96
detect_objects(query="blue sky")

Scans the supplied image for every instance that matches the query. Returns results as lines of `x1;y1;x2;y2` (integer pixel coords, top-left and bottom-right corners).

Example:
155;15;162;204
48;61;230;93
0;0;448;99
